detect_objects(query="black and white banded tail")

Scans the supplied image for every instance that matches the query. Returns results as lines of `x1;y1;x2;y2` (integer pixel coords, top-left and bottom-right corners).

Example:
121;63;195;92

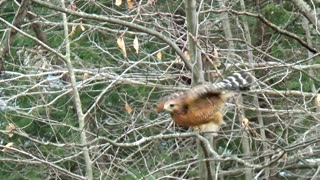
215;72;253;91
187;72;254;98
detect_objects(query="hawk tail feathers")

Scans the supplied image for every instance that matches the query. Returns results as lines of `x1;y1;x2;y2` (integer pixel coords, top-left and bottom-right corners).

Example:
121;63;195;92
186;72;254;101
216;71;253;91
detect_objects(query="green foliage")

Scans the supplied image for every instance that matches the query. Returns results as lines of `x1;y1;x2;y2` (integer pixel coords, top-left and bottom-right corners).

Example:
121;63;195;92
262;3;291;26
273;71;313;91
47;33;64;48
0;0;319;179
0;164;47;180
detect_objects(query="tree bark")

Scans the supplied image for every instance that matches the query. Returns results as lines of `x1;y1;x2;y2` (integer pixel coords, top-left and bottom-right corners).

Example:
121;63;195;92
60;0;93;179
239;0;268;179
302;17;320;115
220;0;254;179
292;0;320;31
0;0;31;71
185;1;213;179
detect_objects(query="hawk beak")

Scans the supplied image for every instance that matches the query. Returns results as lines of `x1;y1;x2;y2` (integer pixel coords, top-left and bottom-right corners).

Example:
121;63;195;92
163;103;173;112
163;103;170;111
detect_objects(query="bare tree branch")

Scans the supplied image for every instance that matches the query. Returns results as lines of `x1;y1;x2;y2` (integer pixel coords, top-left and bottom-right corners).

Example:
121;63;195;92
60;0;93;179
292;0;320;32
202;8;319;53
31;0;193;72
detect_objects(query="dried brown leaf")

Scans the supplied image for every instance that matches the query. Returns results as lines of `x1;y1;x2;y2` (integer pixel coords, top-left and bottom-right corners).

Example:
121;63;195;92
116;0;122;6
156;52;162;61
70;24;77;36
2;142;14;152
80;21;86;31
127;0;135;9
213;48;221;67
6;123;15;137
133;36;139;54
125;102;133;114
71;3;77;11
117;36;127;57
241;117;249;129
83;73;90;80
147;0;156;5
184;51;190;61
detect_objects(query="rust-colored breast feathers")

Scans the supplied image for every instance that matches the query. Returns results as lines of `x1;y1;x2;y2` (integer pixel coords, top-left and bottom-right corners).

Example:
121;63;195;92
168;93;224;127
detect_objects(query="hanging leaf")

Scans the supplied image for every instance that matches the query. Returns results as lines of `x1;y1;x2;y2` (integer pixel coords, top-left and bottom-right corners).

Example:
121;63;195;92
70;24;77;36
241;117;249;129
80;21;86;31
71;3;77;11
156;52;162;61
147;0;156;5
82;73;90;80
2;142;14;152
213;48;218;59
241;117;260;138
184;51;190;61
127;0;135;9
133;36;139;54
6;123;16;137
115;0;122;6
125;102;133;114
117;36;127;57
316;94;320;107
213;48;221;68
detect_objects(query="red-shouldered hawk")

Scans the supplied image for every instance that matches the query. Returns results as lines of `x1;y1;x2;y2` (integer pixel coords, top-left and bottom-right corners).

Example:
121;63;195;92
157;72;253;133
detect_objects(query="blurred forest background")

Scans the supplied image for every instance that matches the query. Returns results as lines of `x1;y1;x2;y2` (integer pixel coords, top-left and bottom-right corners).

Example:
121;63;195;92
0;0;320;179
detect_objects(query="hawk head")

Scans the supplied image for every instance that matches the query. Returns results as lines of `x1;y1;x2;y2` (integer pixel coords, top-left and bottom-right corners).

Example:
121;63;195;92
163;100;183;113
157;98;187;115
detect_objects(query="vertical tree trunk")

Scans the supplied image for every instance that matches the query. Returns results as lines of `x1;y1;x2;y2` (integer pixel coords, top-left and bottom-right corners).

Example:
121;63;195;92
60;0;93;179
218;0;254;179
217;0;235;60
184;0;204;86
292;0;320;30
184;1;213;179
302;17;320;114
217;1;245;179
0;0;31;69
240;0;267;179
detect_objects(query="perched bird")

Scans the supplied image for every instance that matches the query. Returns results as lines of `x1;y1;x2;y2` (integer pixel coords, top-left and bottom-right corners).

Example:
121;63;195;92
157;72;253;133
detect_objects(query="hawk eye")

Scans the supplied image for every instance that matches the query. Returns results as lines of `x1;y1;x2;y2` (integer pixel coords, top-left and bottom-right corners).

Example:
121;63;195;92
169;104;175;108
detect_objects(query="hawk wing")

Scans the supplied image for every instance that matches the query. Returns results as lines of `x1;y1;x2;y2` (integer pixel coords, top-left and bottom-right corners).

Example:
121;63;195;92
184;72;253;104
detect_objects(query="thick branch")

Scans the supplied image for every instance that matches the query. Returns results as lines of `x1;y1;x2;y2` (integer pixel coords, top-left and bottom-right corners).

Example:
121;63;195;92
292;0;320;31
185;0;203;85
0;0;31;70
26;13;48;45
